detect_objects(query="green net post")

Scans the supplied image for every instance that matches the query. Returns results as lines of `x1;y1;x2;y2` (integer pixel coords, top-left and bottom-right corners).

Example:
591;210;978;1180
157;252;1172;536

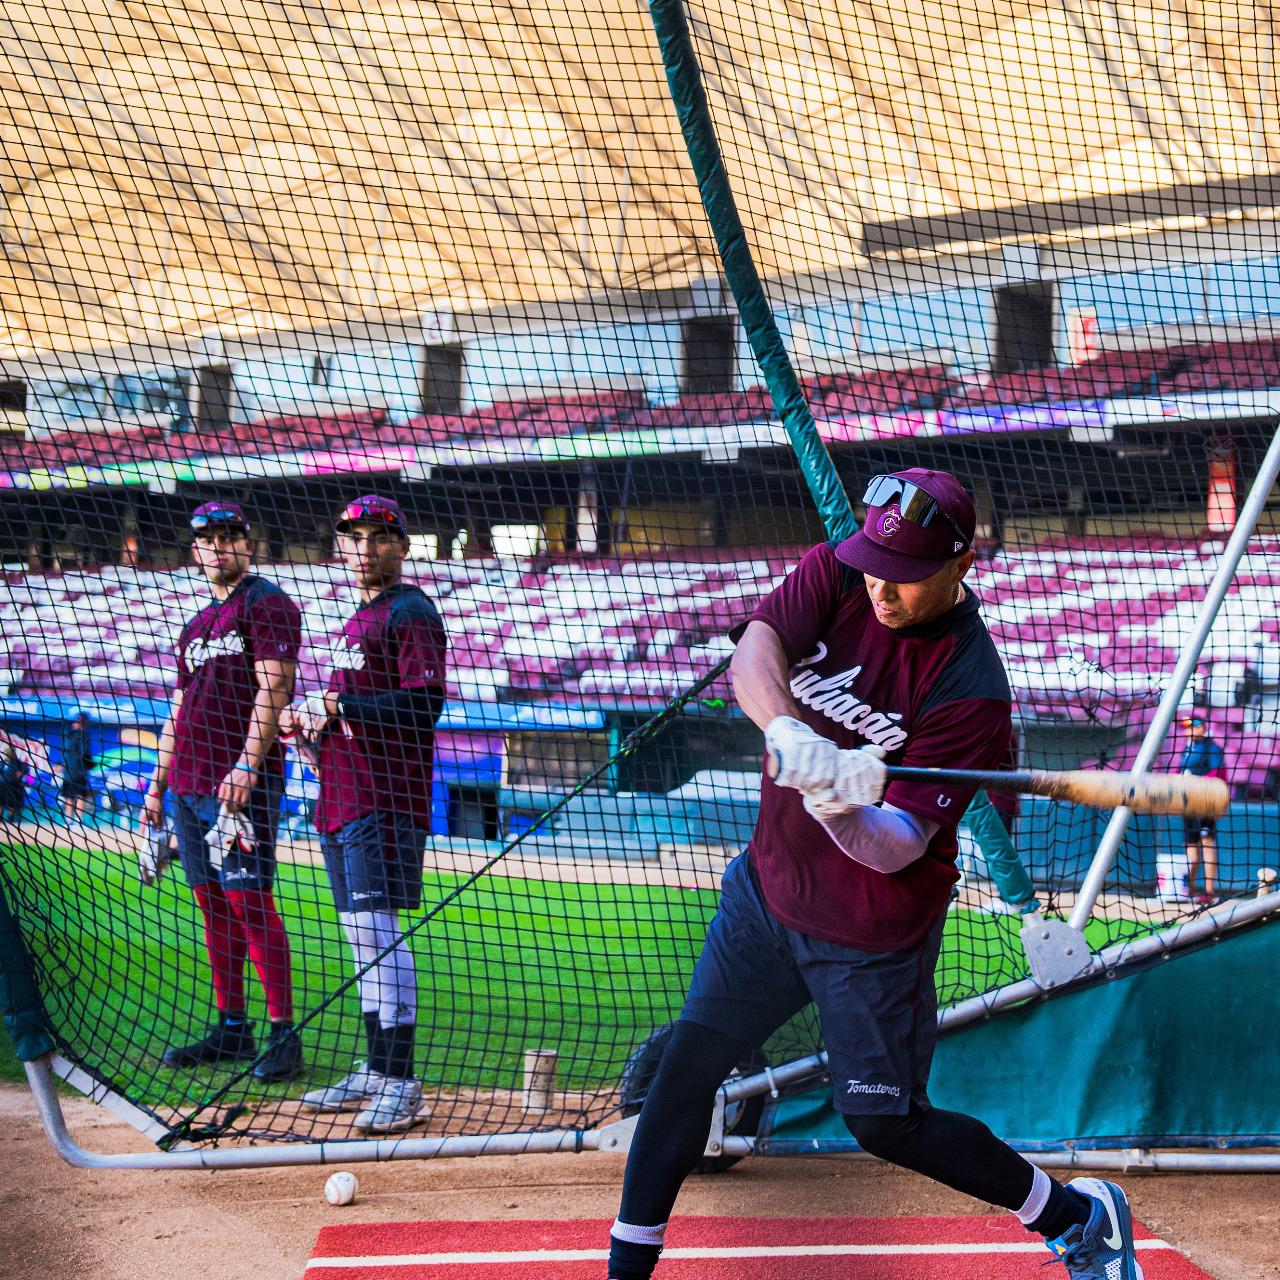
648;0;857;541
965;790;1038;912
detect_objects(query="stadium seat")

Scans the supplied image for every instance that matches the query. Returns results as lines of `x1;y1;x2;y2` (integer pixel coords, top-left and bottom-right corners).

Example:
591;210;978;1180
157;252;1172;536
11;534;1280;732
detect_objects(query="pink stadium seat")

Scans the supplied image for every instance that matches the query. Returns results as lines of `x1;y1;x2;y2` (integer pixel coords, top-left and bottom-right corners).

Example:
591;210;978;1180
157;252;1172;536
10;532;1280;719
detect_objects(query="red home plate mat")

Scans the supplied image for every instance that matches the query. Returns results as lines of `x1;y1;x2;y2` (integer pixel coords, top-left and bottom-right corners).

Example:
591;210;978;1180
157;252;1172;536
303;1215;1211;1278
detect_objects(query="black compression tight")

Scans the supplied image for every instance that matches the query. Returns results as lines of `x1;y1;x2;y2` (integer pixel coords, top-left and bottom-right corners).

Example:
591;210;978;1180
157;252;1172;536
617;1019;1037;1229
844;1107;1035;1210
617;1019;749;1228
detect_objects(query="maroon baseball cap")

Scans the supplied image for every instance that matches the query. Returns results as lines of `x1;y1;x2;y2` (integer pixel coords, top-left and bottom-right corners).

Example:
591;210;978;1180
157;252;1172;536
835;468;976;583
189;501;250;533
335;494;408;537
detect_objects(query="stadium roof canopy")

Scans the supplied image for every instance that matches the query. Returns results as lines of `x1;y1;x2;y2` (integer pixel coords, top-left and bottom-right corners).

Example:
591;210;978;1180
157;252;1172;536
1;0;1277;362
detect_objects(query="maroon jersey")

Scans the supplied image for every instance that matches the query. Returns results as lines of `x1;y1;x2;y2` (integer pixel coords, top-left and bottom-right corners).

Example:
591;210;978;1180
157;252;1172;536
170;575;302;796
740;542;1012;951
313;584;447;834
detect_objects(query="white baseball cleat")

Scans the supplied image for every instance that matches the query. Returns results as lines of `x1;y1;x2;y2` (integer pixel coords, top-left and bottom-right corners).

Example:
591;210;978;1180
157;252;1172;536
353;1076;431;1133
301;1062;385;1112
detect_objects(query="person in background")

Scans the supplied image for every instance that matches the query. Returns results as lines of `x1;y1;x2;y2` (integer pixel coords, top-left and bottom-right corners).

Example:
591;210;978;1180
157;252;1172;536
290;495;447;1133
141;501;304;1081
120;530;149;570
60;711;95;823
0;743;26;821
1179;714;1227;906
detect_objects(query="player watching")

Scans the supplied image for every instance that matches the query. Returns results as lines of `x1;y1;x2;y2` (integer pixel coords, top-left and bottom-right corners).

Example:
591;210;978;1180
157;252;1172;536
1180;713;1227;905
290;495;447;1133
141;501;304;1082
60;710;95;823
605;468;1141;1280
0;742;26;821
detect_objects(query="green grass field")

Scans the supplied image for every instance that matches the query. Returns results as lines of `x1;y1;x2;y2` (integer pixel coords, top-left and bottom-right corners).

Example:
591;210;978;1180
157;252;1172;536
0;838;730;1115
0;1024;21;1082
0;836;1130;1129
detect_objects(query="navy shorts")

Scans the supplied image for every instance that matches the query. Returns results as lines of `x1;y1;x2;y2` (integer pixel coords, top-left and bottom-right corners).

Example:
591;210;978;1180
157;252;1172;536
682;851;946;1116
319;810;427;914
172;772;283;892
61;778;93;801
1184;817;1216;843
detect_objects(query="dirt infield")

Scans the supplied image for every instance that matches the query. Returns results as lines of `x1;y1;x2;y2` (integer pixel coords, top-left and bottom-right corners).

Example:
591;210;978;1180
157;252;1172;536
2;1084;1276;1280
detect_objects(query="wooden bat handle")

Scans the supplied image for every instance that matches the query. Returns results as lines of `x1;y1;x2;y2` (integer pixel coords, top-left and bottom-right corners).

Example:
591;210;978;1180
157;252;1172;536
764;750;1229;816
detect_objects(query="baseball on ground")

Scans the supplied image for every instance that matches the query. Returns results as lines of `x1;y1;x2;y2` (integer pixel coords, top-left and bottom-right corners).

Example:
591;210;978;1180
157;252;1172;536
323;1171;359;1206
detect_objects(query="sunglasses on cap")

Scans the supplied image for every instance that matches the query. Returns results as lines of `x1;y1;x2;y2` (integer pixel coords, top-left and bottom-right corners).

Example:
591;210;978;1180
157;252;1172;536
862;475;972;552
336;499;405;533
190;508;248;533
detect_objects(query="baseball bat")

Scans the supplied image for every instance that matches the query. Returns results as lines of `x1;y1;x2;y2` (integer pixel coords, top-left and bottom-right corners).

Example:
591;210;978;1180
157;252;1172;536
765;752;1229;817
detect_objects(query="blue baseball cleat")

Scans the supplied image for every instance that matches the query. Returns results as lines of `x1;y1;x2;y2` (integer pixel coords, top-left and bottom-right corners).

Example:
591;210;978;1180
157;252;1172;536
1044;1177;1144;1279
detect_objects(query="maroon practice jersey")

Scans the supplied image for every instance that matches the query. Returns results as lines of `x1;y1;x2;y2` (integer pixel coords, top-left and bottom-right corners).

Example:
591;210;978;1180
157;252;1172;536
170;575;302;796
313;584;447;834
739;542;1012;951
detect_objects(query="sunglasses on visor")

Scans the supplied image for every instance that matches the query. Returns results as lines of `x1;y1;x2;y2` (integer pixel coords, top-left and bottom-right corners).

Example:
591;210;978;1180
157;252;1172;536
862;475;972;551
190;510;247;533
338;501;403;531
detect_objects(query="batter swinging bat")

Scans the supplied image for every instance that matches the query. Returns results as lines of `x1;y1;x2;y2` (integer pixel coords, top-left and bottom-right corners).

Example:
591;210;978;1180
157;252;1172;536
765;752;1229;817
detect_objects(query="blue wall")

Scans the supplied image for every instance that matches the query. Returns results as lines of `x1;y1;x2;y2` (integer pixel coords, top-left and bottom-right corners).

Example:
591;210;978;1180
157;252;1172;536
1058;265;1204;331
235;342;421;419
463;320;685;407
859;286;991;366
1204;256;1280;322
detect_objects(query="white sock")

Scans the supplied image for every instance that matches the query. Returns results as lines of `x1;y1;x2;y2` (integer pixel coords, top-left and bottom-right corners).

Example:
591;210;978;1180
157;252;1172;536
339;912;380;1015
1013;1165;1054;1227
341;910;417;1025
610;1219;668;1247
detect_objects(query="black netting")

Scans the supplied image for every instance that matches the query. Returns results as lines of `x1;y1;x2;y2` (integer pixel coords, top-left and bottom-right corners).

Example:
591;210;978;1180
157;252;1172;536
1;0;1277;1150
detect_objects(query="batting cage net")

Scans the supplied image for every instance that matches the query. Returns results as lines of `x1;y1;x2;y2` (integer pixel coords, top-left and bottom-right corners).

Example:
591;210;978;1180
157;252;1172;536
1;0;1279;1153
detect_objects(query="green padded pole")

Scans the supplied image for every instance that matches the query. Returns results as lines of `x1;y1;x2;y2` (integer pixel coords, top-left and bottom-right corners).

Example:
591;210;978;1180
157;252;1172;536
648;0;857;540
0;877;54;1061
965;790;1039;912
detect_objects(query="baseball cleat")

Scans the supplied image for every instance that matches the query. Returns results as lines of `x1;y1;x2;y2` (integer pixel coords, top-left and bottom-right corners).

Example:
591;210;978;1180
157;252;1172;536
252;1024;305;1082
352;1076;430;1133
1044;1177;1144;1280
162;1019;256;1068
301;1062;385;1112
